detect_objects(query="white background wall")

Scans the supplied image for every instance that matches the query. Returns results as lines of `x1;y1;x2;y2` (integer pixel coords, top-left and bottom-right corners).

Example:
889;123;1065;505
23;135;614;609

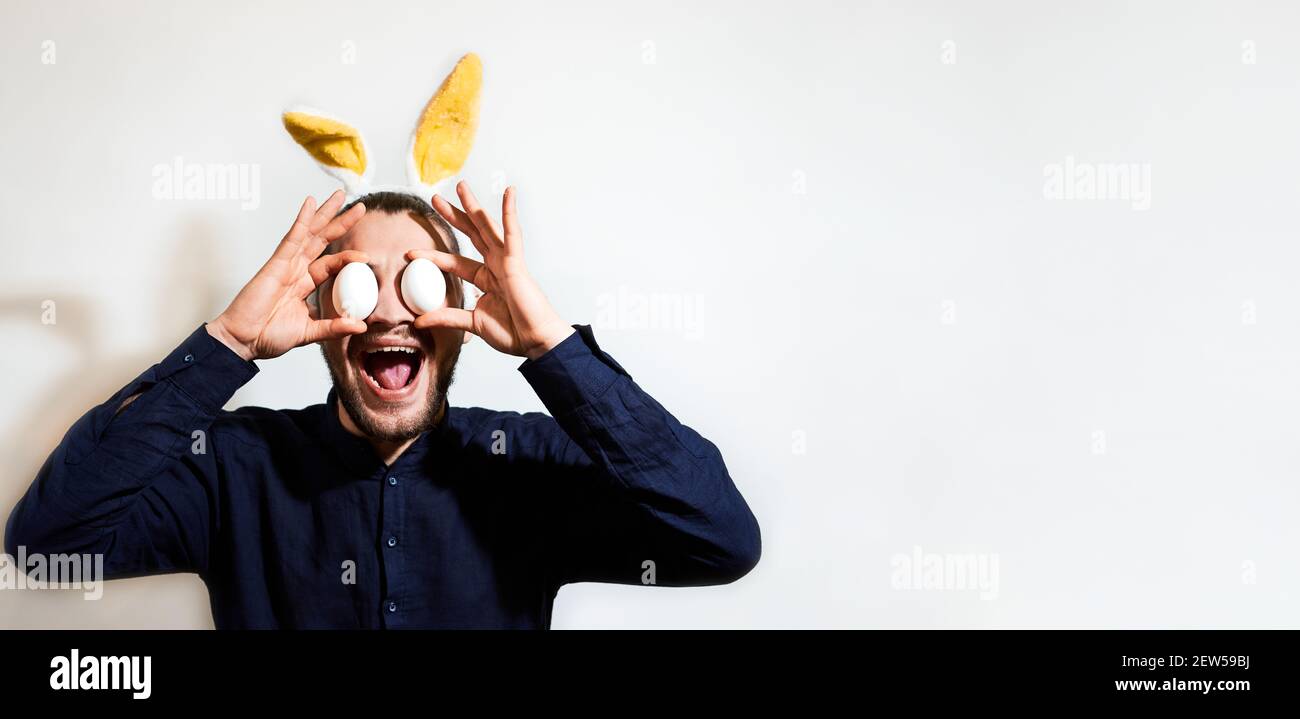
2;0;1297;628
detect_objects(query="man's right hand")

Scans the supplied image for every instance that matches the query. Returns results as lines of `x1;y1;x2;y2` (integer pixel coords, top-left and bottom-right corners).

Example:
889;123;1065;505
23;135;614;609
207;190;368;362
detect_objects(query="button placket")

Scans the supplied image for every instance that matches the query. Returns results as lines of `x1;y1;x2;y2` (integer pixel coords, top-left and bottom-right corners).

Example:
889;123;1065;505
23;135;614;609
379;471;406;626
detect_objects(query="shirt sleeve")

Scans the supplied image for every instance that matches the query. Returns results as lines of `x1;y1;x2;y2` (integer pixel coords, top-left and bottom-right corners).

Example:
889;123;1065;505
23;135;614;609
4;324;257;578
519;325;761;588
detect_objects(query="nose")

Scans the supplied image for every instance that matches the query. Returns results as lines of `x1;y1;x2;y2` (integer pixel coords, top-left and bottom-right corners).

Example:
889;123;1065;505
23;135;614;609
366;267;416;327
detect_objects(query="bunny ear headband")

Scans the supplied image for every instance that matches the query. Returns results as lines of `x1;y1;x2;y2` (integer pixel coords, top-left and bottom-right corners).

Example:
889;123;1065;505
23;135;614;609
282;52;482;200
286;53;482;319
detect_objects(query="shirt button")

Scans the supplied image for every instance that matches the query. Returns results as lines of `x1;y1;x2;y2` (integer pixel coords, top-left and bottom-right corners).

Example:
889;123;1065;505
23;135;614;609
183;354;194;363
387;602;398;613
388;476;398;486
387;536;398;547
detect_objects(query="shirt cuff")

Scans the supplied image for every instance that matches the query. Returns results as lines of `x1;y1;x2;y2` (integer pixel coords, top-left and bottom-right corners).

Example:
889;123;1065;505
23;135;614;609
518;325;629;416
155;324;260;412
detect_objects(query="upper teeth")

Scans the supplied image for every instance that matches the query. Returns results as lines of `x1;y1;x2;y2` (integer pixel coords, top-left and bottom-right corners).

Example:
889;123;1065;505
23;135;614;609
371;347;417;354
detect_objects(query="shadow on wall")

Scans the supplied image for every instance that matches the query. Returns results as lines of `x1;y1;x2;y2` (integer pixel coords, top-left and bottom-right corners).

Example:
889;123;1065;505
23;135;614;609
0;217;233;629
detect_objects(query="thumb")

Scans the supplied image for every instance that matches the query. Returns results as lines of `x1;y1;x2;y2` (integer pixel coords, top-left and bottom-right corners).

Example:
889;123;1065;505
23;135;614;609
412;307;476;333
303;317;366;344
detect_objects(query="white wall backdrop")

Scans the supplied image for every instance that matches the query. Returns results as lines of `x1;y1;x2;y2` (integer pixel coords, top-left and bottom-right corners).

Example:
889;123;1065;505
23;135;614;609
2;0;1298;628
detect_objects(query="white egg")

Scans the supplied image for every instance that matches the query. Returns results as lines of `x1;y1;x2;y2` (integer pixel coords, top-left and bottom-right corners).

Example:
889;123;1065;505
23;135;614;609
400;258;448;315
332;261;378;319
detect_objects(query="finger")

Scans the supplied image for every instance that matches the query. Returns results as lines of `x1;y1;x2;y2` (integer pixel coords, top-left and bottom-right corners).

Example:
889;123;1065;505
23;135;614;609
431;194;477;236
303;316;367;344
412;307;476;333
405;248;483;286
455;180;505;247
283;195;317;243
272;196;319;262
501;186;523;255
433;194;492;259
318;201;366;243
310;189;348;234
296;194;318;225
306;250;369;293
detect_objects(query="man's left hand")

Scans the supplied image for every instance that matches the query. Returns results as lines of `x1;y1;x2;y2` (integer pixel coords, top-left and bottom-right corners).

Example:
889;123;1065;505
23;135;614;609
407;181;574;360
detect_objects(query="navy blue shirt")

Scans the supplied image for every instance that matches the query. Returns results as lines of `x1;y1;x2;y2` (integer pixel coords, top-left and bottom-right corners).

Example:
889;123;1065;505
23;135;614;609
4;324;760;628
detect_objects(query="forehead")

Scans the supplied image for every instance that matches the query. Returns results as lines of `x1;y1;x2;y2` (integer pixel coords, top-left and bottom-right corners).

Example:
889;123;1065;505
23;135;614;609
333;210;450;259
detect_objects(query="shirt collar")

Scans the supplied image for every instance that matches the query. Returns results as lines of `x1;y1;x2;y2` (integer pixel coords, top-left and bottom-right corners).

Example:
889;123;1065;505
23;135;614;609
319;389;460;478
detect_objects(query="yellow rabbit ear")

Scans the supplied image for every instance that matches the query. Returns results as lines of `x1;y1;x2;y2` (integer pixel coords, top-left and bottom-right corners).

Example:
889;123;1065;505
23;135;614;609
282;107;371;194
407;53;482;190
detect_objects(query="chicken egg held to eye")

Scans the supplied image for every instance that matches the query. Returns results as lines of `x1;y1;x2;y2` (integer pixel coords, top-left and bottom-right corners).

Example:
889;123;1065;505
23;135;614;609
400;258;448;315
332;261;379;319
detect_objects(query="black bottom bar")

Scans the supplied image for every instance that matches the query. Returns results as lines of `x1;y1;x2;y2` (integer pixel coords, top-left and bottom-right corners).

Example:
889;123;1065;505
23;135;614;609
0;629;1286;706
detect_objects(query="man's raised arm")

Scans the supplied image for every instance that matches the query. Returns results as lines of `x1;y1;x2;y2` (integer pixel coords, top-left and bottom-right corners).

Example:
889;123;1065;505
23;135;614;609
5;191;369;577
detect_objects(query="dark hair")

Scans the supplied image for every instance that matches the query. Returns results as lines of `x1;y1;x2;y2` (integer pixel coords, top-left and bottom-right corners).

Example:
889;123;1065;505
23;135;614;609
337;191;460;255
315;191;464;309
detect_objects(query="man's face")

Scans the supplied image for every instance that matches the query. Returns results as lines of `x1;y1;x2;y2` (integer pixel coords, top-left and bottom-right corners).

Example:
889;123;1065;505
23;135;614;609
319;210;465;442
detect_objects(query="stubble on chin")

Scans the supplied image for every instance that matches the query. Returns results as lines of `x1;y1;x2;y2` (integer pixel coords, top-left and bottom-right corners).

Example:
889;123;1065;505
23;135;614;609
320;343;458;443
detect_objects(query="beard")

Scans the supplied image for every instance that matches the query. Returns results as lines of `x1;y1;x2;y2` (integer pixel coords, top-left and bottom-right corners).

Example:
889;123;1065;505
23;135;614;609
321;339;459;443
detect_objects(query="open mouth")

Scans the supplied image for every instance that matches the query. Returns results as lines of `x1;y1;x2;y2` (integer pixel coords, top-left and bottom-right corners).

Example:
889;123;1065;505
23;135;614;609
359;346;423;393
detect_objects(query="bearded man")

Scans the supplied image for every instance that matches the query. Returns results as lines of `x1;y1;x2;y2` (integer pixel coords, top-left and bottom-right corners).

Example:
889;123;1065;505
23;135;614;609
4;183;760;628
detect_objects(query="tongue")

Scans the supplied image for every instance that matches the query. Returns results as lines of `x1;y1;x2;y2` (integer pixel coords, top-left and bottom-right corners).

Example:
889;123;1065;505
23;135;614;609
368;353;413;390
